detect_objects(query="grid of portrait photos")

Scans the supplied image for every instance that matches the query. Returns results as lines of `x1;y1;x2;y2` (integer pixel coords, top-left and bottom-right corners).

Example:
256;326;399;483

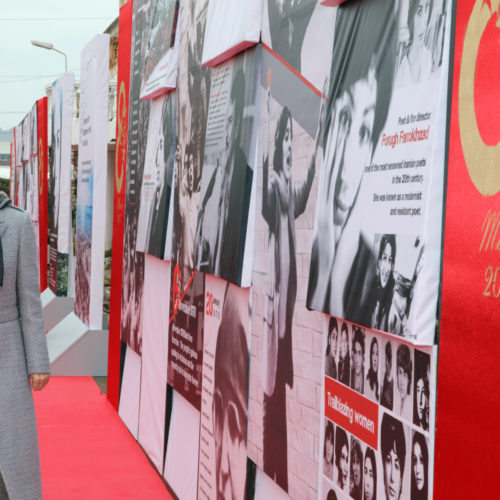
319;316;435;500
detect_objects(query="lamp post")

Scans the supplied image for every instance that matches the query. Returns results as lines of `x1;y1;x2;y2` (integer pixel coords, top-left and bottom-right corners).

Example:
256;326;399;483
31;40;68;72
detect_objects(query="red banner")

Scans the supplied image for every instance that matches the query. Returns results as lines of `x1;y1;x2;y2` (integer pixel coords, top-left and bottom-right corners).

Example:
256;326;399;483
37;97;48;291
324;377;379;450
107;0;133;411
436;1;499;498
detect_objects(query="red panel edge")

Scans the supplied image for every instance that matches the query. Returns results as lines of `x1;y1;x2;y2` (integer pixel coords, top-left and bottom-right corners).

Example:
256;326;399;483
202;40;257;68
321;0;348;6
107;0;133;412
37;97;48;291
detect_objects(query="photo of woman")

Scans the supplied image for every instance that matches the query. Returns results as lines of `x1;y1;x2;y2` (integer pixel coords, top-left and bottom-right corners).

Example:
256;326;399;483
325;317;338;379
396;0;434;86
395;344;413;422
369;234;396;331
323;420;335;480
364;447;377;500
335;427;349;492
381;413;406;500
410;431;428;500
380;340;394;411
413;350;430;431
338;322;350;387
350;436;363;500
350;327;365;394
365;337;379;402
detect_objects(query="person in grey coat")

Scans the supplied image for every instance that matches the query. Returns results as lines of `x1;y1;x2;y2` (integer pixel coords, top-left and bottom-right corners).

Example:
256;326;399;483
0;191;50;499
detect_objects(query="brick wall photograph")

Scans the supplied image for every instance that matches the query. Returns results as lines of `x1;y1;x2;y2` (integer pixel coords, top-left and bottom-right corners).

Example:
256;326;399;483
247;57;324;500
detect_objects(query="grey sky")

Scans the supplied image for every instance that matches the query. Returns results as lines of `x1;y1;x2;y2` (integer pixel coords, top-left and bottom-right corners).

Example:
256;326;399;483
0;0;119;131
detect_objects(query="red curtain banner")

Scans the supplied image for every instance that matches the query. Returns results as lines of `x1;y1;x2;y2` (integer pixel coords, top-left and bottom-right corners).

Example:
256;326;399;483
107;0;133;411
435;1;500;498
37;97;48;291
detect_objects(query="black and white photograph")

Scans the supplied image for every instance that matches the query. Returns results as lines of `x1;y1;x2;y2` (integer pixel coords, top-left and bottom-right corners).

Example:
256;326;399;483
198;277;250;500
413;350;430;431
247;47;325;496
395;0;448;87
135;92;177;259
172;0;212;288
380;339;394;411
335;426;349;494
193;47;259;285
365;333;380;403
410;431;429;500
121;0;151;354
262;0;336;90
325;317;338;380
323;419;335;481
338;321;350;387
395;343;413;422
363;447;377;500
350;326;365;395
307;0;399;324
349;436;363;500
380;413;409;500
140;0;179;99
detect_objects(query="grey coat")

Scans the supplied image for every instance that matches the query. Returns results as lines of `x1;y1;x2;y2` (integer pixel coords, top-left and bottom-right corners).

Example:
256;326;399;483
0;192;50;499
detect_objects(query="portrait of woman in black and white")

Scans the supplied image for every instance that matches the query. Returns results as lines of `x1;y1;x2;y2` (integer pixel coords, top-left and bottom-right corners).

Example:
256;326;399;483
323;420;335;480
365;336;379;402
380;340;394;411
338;321;350;387
350;436;363;500
413;350;430;431
325;317;338;380
381;413;406;500
260;74;325;493
368;235;396;332
335;426;349;492
307;0;398;322
136;93;176;259
395;344;413;422
410;431;428;500
364;447;377;500
396;0;434;87
350;327;365;394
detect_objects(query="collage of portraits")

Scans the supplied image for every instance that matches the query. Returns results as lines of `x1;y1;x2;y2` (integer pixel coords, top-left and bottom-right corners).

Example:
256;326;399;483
111;0;452;499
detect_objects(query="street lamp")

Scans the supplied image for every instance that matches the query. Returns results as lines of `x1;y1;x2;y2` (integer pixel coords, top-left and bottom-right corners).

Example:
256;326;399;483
31;40;68;72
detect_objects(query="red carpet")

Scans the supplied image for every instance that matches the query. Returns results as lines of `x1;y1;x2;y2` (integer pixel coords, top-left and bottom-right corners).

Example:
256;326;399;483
33;377;173;499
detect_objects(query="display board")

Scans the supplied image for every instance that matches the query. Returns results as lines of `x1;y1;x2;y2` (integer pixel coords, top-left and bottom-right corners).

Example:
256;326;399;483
74;34;110;329
121;0;151;355
194;47;259;286
48;72;75;296
201;0;262;67
318;316;436;500
140;0;180;100
306;0;451;346
111;0;455;499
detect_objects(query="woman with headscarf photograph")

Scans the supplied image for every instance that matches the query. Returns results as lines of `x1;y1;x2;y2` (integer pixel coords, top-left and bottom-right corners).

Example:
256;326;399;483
410;431;429;500
365;336;380;402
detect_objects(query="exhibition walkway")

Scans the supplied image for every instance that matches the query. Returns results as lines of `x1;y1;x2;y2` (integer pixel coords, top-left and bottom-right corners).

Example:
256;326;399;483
33;377;173;499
